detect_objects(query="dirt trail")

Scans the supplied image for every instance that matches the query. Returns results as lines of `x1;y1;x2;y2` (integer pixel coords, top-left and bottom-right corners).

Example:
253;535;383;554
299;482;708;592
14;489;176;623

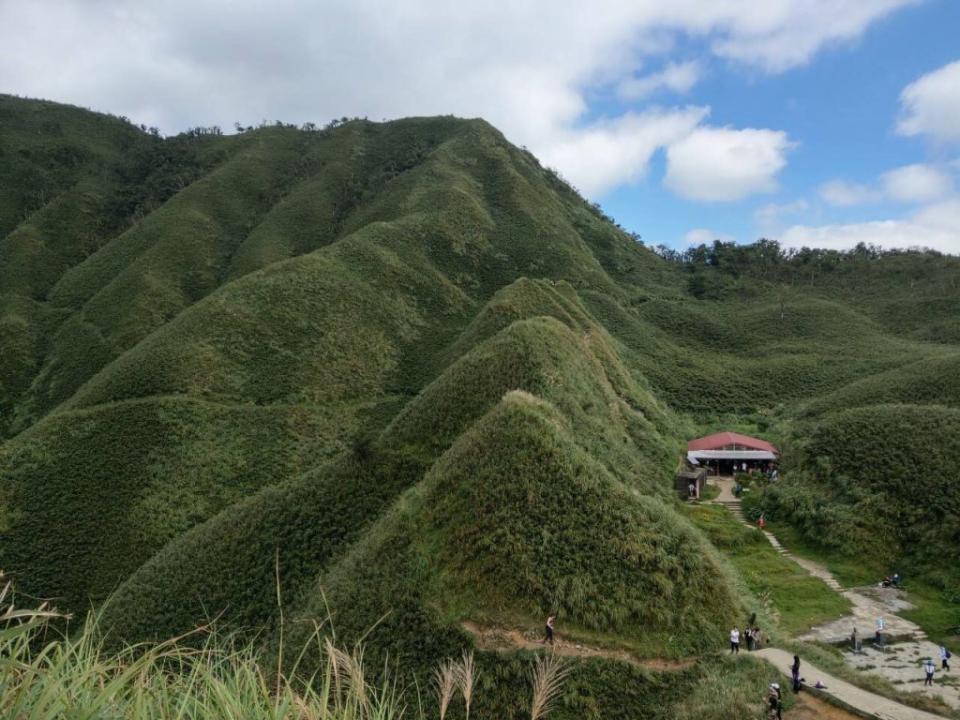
460;621;696;671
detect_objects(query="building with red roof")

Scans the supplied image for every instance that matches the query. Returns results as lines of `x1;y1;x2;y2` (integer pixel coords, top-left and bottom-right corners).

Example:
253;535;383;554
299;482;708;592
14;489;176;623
686;431;779;471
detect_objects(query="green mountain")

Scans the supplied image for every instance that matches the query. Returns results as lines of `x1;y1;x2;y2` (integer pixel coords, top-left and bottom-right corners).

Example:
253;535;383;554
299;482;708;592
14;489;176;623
2;94;959;718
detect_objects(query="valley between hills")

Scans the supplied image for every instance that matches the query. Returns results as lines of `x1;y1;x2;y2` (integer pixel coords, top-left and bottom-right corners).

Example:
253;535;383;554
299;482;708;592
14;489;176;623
2;94;959;719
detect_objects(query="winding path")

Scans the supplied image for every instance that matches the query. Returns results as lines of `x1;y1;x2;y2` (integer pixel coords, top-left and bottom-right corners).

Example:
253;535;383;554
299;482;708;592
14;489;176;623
459;478;955;719
707;476;957;718
756;647;946;720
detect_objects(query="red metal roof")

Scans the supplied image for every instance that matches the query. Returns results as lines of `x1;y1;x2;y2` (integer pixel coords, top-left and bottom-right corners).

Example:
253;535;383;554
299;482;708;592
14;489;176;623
687;431;778;454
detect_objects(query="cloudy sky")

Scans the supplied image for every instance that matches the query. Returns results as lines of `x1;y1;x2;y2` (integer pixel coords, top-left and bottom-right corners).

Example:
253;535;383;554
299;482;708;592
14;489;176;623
3;0;960;252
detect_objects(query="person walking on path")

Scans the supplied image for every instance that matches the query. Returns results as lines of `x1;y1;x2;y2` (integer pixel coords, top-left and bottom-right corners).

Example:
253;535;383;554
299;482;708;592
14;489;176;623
791;655;802;693
767;683;782;720
923;658;936;686
941;645;951;671
543;615;556;646
730;627;740;654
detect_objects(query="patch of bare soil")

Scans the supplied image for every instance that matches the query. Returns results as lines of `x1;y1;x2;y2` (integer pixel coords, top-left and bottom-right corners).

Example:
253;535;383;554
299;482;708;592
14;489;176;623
786;693;864;720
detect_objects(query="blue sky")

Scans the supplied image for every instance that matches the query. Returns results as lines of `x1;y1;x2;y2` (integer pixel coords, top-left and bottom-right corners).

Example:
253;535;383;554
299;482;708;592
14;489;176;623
595;0;960;249
4;0;960;252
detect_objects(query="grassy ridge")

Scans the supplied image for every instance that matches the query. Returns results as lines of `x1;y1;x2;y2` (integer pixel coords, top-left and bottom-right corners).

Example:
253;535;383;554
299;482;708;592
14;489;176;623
3;95;960;716
0;396;378;608
101;307;691;646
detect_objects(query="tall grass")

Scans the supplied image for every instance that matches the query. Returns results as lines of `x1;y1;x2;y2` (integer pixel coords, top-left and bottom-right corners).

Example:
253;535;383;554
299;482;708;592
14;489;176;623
0;573;565;720
528;654;570;720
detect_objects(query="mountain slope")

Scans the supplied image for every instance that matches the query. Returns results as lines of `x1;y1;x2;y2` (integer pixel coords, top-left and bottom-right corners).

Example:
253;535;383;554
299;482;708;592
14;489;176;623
2;94;960;720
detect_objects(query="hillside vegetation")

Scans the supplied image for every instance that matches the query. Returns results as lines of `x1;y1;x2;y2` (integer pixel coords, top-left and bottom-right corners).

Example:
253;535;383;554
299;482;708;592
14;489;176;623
2;94;959;718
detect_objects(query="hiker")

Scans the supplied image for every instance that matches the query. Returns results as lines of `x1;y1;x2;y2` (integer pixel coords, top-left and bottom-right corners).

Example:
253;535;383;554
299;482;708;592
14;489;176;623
875;616;885;648
851;626;860;653
734;480;743;497
767;683;782;720
757;514;766;530
753;626;763;650
923;658;936;686
941;645;951;671
892;572;902;588
791;655;802;693
730;626;740;654
688;481;696;500
543;615;556;646
746;627;755;651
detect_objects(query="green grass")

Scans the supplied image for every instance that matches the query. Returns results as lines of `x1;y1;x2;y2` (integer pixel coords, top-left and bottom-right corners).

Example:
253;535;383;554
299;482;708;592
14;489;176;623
3;94;960;717
682;504;850;637
761;521;960;653
1;571;790;720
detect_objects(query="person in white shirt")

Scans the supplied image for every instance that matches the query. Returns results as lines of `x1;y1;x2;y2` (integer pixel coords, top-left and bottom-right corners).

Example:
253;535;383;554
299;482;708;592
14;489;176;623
730;627;740;654
923;658;936;686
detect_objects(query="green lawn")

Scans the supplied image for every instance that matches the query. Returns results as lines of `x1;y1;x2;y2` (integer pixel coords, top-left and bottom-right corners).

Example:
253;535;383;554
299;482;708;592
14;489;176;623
683;504;850;636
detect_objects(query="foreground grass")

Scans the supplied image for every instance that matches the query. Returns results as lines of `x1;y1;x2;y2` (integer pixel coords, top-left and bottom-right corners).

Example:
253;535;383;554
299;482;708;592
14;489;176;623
1;575;574;720
682;504;850;637
1;572;791;720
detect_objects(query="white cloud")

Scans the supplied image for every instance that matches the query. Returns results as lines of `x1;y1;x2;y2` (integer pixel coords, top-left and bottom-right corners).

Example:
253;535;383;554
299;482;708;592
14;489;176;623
706;0;919;72
664;126;793;202
618;61;701;101
540;107;708;195
684;228;735;246
754;199;809;233
0;1;917;200
881;163;953;203
897;60;960;143
820;164;954;207
780;198;960;253
818;180;881;207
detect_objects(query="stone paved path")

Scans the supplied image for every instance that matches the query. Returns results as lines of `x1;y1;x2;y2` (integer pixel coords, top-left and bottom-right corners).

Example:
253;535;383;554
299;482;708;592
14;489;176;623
707;476;957;716
757;647;948;720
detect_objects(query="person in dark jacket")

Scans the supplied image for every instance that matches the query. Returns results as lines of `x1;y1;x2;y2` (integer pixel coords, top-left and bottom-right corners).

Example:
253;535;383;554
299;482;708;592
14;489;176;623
791;655;802;692
767;683;782;720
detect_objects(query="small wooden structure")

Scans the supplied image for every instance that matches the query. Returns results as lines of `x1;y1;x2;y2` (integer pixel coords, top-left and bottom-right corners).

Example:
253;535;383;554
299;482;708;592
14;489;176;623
676;468;707;499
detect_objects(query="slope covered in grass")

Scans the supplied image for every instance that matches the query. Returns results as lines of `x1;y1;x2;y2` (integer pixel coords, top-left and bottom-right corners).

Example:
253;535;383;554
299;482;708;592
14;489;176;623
101;305;683;644
3;95;960;717
290;391;738;677
416;392;736;641
760;405;960;579
0;396;380;609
